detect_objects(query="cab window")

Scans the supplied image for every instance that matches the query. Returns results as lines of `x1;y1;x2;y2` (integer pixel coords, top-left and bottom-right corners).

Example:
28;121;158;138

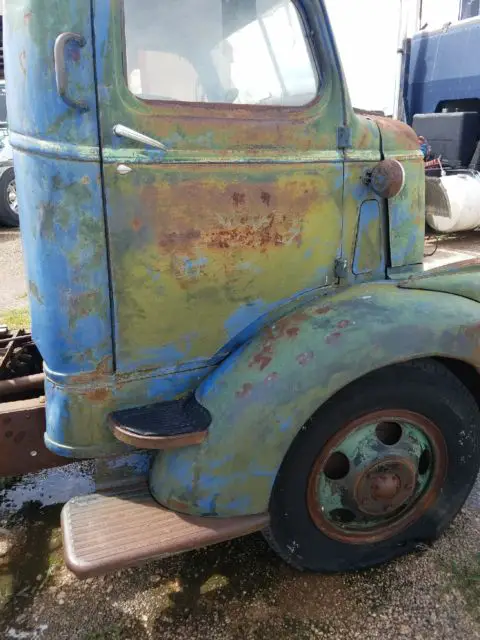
460;0;480;19
123;0;319;107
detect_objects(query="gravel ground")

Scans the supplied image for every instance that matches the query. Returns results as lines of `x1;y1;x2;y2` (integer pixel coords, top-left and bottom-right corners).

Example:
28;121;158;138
0;505;478;640
0;229;27;312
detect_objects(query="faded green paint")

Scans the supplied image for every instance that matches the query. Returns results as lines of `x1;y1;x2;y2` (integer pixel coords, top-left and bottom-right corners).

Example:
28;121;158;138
151;279;480;516
400;260;480;303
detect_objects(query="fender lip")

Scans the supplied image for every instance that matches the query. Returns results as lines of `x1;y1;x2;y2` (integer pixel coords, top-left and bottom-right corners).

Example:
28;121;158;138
398;259;480;304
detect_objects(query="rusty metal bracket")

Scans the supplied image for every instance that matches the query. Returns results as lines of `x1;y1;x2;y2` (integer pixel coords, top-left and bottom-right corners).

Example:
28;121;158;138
0;398;64;477
0;329;21;375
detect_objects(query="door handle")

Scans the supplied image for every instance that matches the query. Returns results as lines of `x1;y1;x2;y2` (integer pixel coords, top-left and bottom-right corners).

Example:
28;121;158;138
113;124;168;152
54;32;89;111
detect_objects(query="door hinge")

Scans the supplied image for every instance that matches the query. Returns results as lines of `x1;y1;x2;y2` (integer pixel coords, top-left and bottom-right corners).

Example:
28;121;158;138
335;258;348;279
337;125;352;150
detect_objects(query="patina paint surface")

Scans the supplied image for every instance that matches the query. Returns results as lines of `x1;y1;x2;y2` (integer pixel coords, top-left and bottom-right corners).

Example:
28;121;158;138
6;0;433;472
150;280;480;516
107;164;343;372
93;0;346;375
372;117;425;270
4;2;112;372
352;200;385;277
44;365;213;458
342;115;386;283
399;260;480;302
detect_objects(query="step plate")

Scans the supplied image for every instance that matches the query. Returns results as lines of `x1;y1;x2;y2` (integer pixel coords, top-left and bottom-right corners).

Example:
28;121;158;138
61;485;268;578
108;395;211;450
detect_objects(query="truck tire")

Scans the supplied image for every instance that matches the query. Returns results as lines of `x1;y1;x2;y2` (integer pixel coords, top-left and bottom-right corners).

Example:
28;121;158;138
0;168;19;228
264;359;480;572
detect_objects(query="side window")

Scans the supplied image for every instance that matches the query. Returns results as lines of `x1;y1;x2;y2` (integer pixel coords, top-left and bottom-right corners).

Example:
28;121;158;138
460;0;480;20
123;0;319;107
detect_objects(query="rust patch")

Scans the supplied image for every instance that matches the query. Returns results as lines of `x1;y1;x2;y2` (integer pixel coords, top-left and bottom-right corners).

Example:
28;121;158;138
370;114;419;149
68;291;101;324
205;212;301;251
158;229;201;248
132;218;142;232
325;332;342;345
236;383;253;399
232;192;246;207
314;305;333;316
297;351;314;366
261;191;271;206
286;327;300;338
85;388;111;403
70;355;113;384
248;353;272;371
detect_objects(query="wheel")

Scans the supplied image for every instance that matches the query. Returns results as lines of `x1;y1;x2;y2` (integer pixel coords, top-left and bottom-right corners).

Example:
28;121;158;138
265;359;480;572
0;167;19;228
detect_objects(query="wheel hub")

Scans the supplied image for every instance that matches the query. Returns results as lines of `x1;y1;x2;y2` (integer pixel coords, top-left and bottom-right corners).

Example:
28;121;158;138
355;458;416;516
307;410;447;544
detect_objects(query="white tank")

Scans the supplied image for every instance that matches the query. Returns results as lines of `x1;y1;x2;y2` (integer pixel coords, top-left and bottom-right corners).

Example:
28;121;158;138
426;172;480;233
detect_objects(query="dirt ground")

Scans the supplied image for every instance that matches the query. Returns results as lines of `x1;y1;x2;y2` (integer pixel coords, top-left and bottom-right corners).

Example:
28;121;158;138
0;229;26;313
0;501;478;640
0;228;479;639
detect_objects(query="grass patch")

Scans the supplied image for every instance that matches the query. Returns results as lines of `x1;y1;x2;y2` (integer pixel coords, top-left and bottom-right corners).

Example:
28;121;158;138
452;553;480;620
83;626;123;640
0;307;30;330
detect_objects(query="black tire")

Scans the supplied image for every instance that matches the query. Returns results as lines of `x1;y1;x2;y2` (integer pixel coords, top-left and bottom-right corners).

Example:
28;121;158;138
265;359;480;572
0;167;19;228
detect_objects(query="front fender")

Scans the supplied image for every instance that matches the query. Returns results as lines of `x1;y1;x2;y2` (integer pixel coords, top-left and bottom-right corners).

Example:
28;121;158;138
150;281;480;516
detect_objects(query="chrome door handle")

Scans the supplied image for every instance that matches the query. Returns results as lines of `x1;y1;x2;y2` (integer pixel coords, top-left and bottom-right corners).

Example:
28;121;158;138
54;32;88;111
113;125;168;152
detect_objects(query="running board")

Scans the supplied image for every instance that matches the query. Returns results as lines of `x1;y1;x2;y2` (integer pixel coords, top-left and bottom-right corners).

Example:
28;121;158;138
61;484;268;578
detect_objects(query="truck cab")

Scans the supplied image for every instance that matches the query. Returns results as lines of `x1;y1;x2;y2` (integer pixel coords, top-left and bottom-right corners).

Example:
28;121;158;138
4;0;480;577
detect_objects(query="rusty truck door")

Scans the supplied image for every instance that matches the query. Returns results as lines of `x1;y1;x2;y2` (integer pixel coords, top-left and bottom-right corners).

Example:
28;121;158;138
92;0;345;375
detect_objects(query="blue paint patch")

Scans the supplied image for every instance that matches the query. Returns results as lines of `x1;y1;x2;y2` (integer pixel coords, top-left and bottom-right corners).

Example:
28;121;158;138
224;300;270;340
353;199;384;276
280;418;293;432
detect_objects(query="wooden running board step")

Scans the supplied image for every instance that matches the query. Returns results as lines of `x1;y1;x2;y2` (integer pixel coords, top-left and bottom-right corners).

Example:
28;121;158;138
108;394;212;450
61;484;269;578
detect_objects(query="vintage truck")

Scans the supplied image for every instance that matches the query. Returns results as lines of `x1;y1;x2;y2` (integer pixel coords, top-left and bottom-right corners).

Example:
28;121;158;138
1;0;480;578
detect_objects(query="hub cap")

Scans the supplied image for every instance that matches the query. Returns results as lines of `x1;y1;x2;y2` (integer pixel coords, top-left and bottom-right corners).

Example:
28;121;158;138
307;410;447;544
7;179;18;214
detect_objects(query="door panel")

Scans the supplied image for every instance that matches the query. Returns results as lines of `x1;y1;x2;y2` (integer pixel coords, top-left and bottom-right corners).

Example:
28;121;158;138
94;0;345;374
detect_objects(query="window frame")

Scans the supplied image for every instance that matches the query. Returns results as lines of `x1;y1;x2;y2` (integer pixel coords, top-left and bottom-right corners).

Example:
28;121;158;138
119;0;329;113
459;0;480;20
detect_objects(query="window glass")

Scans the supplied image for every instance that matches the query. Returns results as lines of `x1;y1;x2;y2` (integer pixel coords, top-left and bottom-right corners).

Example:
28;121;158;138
123;0;319;106
460;0;480;20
